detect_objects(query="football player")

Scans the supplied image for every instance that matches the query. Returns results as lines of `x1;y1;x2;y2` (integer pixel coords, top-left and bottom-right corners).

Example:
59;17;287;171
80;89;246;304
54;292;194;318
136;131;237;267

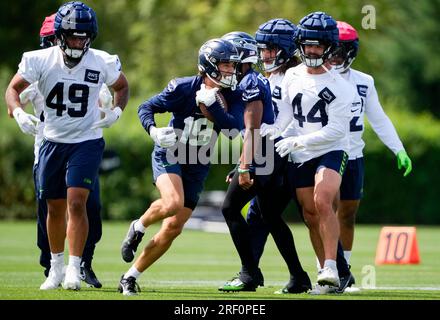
218;30;310;293
332;21;412;270
5;1;129;291
118;38;244;296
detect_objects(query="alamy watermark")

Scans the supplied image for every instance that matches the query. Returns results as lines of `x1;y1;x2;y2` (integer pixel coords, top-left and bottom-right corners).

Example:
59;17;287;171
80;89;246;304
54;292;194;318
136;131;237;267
362;5;376;29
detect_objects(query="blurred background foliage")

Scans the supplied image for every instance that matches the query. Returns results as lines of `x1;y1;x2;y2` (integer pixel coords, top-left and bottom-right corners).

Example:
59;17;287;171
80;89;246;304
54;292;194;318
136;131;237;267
1;0;439;223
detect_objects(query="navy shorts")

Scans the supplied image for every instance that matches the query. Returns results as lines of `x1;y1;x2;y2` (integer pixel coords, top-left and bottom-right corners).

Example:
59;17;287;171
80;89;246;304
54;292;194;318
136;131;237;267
151;146;210;210
287;150;348;189
37;138;105;199
340;157;364;200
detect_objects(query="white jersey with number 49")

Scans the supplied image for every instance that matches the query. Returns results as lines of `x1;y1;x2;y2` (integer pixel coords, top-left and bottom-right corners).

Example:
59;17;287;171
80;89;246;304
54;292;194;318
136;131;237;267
18;46;121;143
341;68;404;160
277;64;355;163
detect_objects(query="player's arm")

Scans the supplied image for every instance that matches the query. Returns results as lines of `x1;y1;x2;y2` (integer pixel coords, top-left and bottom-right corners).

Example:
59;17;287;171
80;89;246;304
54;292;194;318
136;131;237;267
110;72;129;111
239;100;263;189
365;83;412;176
5;73;31;118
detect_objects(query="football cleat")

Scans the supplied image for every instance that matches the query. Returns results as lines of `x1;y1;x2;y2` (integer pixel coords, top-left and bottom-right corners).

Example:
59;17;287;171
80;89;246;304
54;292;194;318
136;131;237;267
308;283;338;295
218;278;257;292
317;266;340;287
63;265;81;290
40;264;65;290
118;275;141;296
121;220;145;263
274;272;312;294
80;263;102;288
335;272;356;293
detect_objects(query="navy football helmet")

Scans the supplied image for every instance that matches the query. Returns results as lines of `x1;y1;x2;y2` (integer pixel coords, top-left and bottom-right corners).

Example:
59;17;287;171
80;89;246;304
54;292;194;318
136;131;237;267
255;18;297;72
221;31;258;64
198;38;241;89
54;1;98;59
296;12;339;67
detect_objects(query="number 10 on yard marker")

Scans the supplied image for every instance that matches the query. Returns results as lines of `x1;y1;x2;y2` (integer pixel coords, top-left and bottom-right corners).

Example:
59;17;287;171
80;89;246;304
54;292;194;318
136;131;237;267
375;226;420;265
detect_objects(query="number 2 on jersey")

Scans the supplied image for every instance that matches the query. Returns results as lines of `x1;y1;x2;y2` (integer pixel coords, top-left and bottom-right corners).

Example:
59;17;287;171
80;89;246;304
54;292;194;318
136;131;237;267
46;82;89;117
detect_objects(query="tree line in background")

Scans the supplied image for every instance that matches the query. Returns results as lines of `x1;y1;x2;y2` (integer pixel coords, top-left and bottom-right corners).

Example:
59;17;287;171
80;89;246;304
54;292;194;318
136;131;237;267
1;0;440;223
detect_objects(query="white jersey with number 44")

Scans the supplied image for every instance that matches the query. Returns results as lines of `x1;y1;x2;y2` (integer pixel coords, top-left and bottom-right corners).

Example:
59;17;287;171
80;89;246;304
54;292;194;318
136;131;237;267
18;46;121;143
278;64;355;163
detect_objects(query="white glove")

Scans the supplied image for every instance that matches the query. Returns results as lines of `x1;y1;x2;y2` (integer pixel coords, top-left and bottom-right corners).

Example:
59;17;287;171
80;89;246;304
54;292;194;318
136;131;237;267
99;87;113;109
195;84;219;107
91;106;122;129
260;123;282;140
150;126;177;148
12;108;40;136
275;136;305;157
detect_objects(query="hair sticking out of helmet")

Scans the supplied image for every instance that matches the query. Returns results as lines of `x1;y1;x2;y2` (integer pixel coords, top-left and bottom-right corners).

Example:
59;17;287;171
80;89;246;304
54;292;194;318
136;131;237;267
333;21;359;73
296;12;339;68
255;18;297;72
40;13;57;48
197;38;241;90
54;1;98;59
221;31;258;65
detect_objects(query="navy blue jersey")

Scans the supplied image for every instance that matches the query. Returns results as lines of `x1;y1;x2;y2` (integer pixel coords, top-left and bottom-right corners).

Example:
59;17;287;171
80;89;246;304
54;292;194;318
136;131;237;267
238;69;274;125
138;76;244;136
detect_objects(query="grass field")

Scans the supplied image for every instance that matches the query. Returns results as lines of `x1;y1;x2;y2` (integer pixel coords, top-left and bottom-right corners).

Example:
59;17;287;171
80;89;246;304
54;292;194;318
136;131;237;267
1;221;440;300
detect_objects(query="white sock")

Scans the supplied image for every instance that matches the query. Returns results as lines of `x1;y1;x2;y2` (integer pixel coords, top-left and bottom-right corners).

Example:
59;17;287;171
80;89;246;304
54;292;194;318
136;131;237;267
324;259;337;272
134;220;146;233
68;255;82;269
50;252;64;266
124;266;142;279
344;251;352;265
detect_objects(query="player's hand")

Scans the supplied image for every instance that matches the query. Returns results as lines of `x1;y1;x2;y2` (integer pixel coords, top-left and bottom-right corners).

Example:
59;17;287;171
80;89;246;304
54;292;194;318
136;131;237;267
260;123;281;140
195;84;219;107
238;171;254;190
12;107;40;136
397;150;412;177
150;126;177;148
91;107;122;129
275;136;305;157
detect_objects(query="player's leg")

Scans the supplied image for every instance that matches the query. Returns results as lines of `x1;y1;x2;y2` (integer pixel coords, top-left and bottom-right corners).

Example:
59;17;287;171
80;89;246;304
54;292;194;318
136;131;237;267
80;179;103;288
38;140;69;290
121;148;185;263
246;199;270;267
220;171;262;291
63;138;104;290
33;164;51;277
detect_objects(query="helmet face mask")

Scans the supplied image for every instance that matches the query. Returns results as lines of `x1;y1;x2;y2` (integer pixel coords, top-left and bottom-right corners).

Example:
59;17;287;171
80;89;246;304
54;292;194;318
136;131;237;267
54;1;98;60
198;38;241;90
255;18;298;72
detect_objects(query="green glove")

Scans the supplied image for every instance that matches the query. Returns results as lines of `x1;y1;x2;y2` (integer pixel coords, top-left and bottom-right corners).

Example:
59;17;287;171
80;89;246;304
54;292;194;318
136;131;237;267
397;150;412;177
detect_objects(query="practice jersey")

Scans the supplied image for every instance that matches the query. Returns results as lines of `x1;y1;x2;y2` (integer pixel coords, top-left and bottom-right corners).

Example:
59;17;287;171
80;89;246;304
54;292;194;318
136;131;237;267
278;64;354;163
19;83;113;164
238;68;274;127
341;68;404;159
18;46;121;143
138;75;244;163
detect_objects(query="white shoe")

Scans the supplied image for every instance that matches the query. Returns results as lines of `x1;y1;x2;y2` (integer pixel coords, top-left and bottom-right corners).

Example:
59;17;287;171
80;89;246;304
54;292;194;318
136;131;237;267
40;265;65;290
317;267;340;287
309;283;337;295
62;265;81;290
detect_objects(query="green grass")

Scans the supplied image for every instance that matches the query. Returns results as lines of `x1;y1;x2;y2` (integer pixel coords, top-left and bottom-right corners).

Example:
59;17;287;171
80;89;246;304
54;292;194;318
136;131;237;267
0;221;440;300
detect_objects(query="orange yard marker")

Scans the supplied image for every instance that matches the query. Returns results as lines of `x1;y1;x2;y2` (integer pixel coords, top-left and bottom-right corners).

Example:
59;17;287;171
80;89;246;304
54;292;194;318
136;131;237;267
375;226;420;265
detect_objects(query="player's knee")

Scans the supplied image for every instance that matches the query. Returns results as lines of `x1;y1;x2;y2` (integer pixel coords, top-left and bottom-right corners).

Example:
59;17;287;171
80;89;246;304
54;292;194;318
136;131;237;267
339;210;356;228
68;199;87;216
163;221;184;240
162;200;184;217
314;192;333;214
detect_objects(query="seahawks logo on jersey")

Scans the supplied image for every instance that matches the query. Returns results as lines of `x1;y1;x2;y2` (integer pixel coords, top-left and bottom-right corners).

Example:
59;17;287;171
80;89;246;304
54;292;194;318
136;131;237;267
272;86;281;99
357;85;368;97
318;87;336;104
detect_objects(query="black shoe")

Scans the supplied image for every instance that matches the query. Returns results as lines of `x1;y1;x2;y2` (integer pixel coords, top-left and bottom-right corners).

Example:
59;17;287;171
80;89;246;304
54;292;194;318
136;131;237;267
335;272;355;294
275;272;312;294
121;220;145;263
118;275;141;296
80;264;102;288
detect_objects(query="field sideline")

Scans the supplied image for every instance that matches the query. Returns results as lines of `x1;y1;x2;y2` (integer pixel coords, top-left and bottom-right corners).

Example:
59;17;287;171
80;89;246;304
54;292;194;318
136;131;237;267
1;221;440;300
